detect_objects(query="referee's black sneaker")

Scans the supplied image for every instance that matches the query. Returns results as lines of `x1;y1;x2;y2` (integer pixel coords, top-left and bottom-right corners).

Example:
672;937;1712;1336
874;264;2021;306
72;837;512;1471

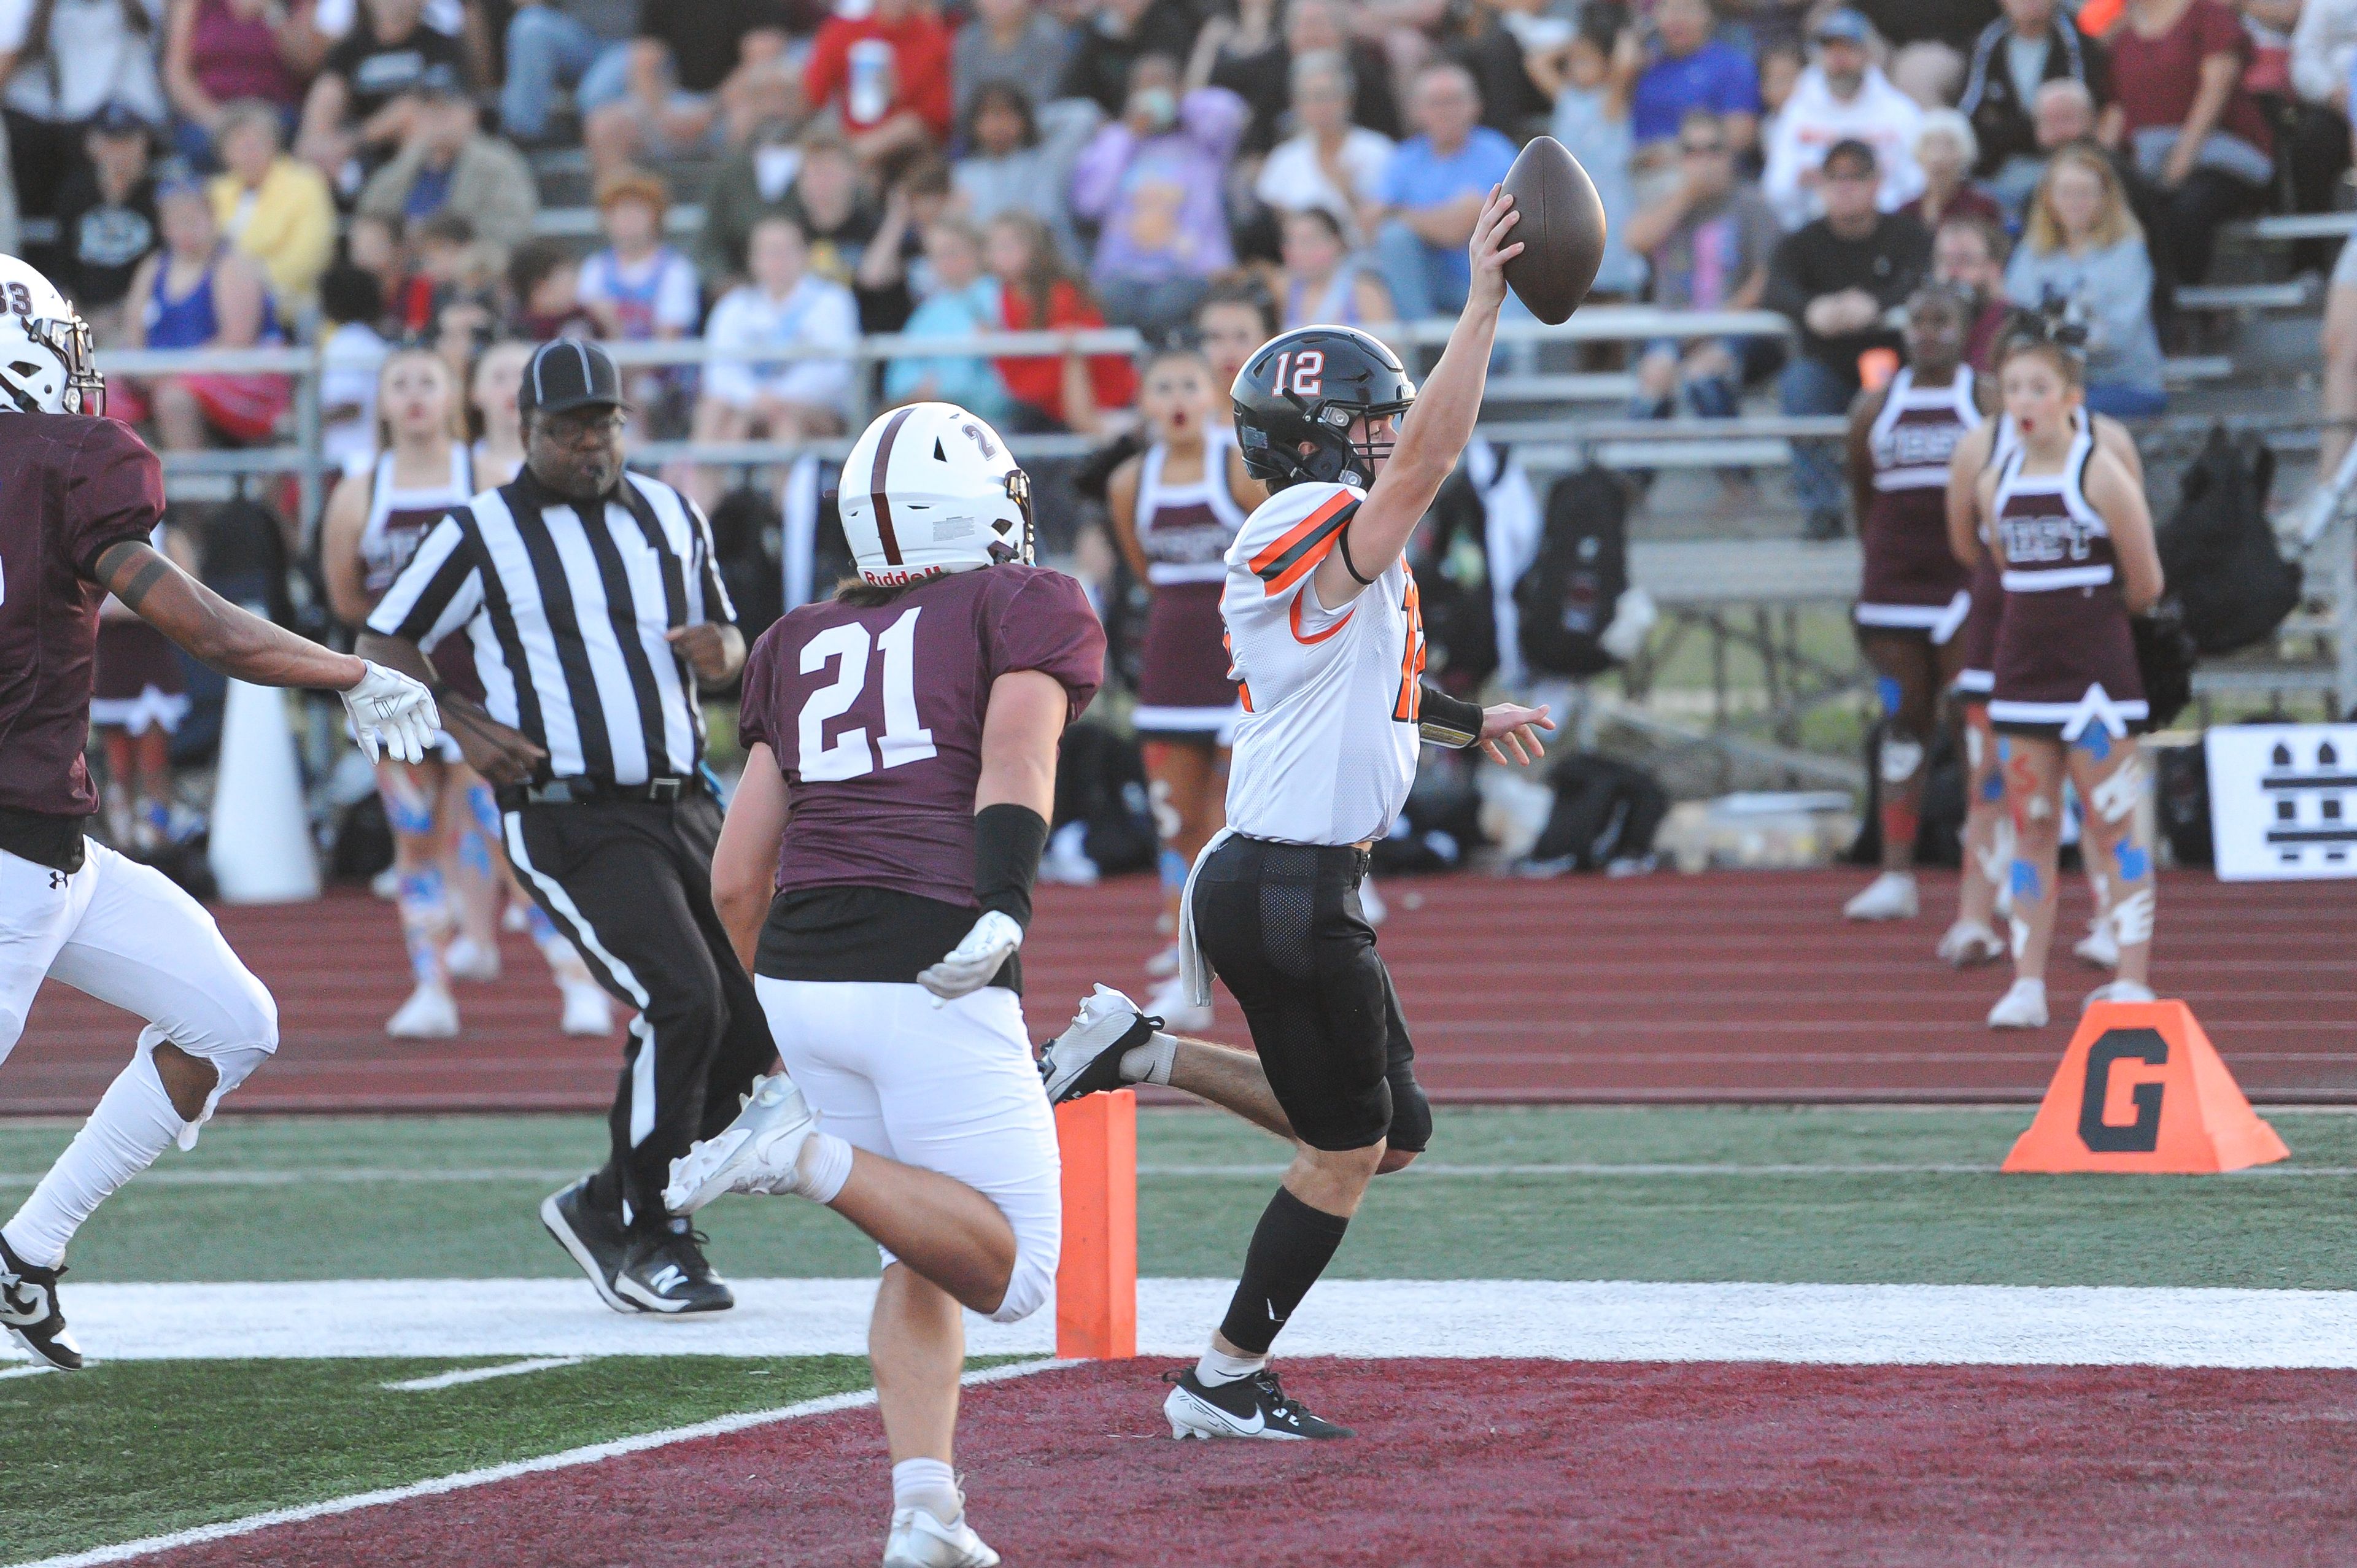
540;1174;640;1315
616;1220;734;1314
1;1232;82;1370
1164;1366;1352;1440
1039;985;1164;1104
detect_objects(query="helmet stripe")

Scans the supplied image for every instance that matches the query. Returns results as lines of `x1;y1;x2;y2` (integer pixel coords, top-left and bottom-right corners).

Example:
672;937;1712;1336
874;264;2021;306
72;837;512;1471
866;406;916;566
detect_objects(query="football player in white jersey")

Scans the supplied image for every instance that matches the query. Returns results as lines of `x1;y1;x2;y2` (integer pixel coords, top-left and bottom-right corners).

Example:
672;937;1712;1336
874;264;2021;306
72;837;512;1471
1056;188;1550;1440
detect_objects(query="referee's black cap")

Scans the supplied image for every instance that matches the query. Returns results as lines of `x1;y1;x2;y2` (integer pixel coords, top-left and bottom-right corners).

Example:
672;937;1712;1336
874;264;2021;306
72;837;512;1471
519;339;627;419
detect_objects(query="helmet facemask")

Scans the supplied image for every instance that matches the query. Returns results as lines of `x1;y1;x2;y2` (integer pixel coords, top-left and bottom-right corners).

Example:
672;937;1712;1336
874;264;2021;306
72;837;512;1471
23;314;103;416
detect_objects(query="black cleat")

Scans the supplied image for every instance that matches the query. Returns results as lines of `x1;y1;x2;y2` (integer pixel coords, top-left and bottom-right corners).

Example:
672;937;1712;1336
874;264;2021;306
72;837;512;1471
540;1175;641;1315
1163;1367;1352;1440
1;1233;82;1370
615;1221;734;1314
1039;985;1161;1105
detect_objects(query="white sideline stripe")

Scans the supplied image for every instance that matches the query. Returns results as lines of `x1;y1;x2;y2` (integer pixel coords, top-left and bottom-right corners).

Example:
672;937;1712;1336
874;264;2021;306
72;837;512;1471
7;1358;1069;1568
10;1279;2357;1370
380;1356;586;1391
10;1161;2357;1186
0;1362;53;1380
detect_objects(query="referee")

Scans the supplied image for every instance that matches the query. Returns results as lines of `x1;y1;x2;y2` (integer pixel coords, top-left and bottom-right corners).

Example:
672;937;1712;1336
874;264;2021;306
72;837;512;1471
358;339;772;1316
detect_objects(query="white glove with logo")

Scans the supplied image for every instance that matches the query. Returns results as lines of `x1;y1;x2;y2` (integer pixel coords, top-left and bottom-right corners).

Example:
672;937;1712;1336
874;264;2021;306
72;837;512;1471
916;911;1024;1003
342;662;441;765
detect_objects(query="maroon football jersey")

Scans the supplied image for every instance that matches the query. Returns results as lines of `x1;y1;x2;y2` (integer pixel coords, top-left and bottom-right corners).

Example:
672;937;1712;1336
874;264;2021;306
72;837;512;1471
737;563;1105;908
0;415;169;819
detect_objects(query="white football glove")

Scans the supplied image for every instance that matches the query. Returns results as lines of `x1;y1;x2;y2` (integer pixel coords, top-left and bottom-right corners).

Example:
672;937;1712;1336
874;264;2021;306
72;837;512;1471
341;662;441;766
916;911;1024;1003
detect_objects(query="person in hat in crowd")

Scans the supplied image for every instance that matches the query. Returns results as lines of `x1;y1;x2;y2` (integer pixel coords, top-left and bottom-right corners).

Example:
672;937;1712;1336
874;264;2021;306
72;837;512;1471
358;337;767;1318
54;102;162;341
1762;7;1926;229
356;63;540;266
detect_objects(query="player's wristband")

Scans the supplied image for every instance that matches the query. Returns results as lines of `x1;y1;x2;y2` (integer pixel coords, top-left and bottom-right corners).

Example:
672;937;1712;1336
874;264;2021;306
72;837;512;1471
1415;685;1484;749
973;803;1048;930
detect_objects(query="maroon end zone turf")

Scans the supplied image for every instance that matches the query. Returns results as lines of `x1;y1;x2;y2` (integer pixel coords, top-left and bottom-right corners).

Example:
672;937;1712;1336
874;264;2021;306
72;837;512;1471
142;1359;2357;1568
7;869;2351;1114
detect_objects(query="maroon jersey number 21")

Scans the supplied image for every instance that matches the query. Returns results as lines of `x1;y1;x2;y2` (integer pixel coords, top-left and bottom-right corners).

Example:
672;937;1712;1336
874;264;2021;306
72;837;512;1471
797;606;938;781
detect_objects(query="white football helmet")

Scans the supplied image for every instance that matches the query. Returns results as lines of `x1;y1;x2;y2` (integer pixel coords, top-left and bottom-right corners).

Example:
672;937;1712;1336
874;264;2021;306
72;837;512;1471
838;402;1034;587
0;255;101;417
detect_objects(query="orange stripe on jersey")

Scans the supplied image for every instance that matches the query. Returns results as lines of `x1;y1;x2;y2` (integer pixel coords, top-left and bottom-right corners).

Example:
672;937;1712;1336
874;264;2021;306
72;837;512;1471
1288;589;1354;644
1250;492;1358;597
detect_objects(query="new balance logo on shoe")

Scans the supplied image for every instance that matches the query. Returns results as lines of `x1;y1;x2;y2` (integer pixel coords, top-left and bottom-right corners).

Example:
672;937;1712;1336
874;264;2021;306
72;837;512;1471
646;1264;687;1296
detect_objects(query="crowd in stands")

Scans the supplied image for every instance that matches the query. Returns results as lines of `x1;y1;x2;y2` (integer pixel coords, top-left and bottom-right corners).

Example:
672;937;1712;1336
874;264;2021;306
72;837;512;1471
5;0;2353;541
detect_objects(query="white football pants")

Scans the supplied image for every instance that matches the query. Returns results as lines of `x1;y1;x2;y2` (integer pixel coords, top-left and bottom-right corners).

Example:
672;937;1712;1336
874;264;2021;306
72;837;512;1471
755;978;1060;1324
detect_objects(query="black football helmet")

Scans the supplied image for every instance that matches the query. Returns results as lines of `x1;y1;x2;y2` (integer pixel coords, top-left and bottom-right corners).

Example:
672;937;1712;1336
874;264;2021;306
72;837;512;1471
1231;325;1416;492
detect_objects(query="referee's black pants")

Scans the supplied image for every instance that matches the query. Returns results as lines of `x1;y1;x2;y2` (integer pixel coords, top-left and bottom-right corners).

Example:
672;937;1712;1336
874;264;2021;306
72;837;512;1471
503;793;776;1229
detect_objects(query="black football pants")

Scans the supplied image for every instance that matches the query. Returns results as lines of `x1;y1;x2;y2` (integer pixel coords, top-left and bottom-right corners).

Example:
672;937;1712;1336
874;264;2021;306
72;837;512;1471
504;792;776;1229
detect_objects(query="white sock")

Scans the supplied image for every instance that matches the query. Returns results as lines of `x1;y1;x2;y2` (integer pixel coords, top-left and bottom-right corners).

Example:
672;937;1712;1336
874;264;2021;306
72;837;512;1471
1194;1345;1267;1388
1120;1029;1178;1087
2;1051;188;1269
796;1130;853;1204
892;1457;961;1523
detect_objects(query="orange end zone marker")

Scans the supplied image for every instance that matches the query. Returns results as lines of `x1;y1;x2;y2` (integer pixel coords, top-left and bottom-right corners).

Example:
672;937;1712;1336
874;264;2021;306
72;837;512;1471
1055;1091;1137;1358
2002;999;2289;1175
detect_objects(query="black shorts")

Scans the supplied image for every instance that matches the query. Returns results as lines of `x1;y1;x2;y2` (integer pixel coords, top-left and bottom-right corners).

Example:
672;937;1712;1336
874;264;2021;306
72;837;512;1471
1192;834;1430;1154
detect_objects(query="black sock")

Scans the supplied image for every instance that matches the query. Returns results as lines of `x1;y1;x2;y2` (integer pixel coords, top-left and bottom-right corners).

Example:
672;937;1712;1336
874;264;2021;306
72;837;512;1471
1216;1187;1352;1356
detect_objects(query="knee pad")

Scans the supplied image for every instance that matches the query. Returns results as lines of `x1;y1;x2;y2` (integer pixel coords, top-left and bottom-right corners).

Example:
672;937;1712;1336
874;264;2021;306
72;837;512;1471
1879;732;1925;786
986;1210;1061;1324
1385;1063;1432;1157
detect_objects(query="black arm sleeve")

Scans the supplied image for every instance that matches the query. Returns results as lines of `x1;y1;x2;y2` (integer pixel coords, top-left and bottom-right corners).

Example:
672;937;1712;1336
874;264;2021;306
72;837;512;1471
1415;684;1485;749
973;803;1049;930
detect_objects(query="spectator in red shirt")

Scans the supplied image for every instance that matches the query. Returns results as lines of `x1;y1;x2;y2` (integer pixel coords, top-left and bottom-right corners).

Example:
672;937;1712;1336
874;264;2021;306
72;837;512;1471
2097;0;2273;284
803;0;954;169
982;209;1135;435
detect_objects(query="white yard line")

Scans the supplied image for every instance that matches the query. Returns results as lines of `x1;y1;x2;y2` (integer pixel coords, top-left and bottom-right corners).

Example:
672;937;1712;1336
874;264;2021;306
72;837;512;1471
28;1278;2357;1370
6;1161;2356;1186
0;1362;53;1380
7;1357;1070;1568
380;1356;587;1392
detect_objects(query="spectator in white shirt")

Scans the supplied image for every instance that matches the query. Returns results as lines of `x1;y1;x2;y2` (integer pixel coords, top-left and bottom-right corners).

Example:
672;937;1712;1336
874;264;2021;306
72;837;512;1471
689;214;857;505
1761;9;1925;230
1253;48;1391;247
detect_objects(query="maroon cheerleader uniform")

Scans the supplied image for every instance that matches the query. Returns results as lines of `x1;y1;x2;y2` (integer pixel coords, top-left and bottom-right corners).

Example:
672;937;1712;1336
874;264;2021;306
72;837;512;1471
1132;433;1248;743
90;525;189;735
1985;423;2148;740
358;448;483;755
1856;365;1978;644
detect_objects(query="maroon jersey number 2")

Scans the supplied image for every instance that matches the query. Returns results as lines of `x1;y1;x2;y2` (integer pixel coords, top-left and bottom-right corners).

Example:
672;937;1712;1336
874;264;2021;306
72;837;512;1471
798;605;939;781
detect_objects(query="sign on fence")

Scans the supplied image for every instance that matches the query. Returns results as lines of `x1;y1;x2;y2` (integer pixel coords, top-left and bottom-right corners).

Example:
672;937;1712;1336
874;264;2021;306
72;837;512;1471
2204;724;2357;880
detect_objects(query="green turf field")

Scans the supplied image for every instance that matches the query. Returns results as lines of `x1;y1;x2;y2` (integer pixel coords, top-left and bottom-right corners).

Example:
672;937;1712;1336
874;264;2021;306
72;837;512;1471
6;1105;2355;1563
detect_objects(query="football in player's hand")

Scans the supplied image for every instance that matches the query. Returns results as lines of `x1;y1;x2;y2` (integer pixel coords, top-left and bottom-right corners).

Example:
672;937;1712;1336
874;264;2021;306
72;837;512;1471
1499;136;1608;326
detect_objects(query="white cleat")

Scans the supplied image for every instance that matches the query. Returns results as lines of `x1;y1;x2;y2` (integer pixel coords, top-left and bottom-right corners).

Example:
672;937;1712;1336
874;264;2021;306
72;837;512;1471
1936;919;2006;967
1843;871;1919;921
386;983;459;1039
883;1505;1000;1568
1039;984;1163;1104
1145;975;1212;1035
443;937;501;983
2073;918;2120;970
2083;979;2156;1012
663;1073;816;1215
1986;978;2049;1030
1142;943;1181;979
558;979;613;1037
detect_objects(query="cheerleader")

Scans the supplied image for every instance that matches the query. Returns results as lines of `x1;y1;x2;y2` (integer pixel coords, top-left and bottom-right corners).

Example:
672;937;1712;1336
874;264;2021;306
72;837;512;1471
1191;281;1279;433
1841;286;1981;922
470;339;533;483
1105;347;1261;1027
1971;326;2164;1029
90;523;195;855
320;346;611;1039
1941;328;2145;970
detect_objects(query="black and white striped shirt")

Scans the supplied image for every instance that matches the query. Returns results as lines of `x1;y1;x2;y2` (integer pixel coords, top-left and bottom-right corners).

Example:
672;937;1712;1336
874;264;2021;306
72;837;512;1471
367;469;737;784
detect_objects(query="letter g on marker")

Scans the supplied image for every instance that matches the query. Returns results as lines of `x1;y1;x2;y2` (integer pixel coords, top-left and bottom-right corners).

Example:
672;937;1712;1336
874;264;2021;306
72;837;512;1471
2078;1028;2167;1154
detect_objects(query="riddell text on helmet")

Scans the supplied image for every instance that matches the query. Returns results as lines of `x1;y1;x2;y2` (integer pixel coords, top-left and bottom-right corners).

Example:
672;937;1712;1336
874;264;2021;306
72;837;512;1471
862;565;954;587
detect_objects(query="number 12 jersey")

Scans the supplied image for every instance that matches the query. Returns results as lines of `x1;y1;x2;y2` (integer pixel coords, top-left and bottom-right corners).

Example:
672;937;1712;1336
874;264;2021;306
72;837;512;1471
1220;481;1426;847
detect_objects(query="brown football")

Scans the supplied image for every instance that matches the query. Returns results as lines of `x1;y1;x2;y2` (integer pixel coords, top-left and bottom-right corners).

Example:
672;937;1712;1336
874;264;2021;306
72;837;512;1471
1498;135;1607;326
